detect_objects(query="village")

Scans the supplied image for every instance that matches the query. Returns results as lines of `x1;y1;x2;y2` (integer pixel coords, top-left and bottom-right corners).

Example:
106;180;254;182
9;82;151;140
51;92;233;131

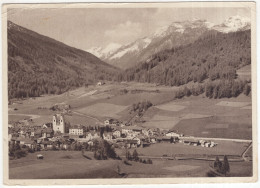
8;113;218;156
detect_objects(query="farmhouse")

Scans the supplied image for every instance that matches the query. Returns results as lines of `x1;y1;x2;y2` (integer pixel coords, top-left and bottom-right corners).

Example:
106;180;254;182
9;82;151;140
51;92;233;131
97;81;105;86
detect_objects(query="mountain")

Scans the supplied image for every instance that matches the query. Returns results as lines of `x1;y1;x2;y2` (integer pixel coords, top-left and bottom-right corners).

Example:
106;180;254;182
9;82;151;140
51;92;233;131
96;15;250;70
117;29;251;86
212;15;251;33
8;21;118;99
87;42;122;59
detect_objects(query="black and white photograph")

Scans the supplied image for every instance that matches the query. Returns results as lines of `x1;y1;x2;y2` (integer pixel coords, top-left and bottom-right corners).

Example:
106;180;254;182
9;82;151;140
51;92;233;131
2;2;257;185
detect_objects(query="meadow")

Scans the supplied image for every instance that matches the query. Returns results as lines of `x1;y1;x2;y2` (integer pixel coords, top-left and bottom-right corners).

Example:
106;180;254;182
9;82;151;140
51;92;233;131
9;151;120;179
9;150;252;178
117;142;248;158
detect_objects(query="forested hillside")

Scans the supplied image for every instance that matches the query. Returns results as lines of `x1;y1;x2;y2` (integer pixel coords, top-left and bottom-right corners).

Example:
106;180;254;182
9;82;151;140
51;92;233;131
118;30;251;86
8;21;118;99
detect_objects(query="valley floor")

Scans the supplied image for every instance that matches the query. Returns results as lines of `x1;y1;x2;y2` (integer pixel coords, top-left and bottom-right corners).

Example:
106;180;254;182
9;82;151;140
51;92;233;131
7;82;253;178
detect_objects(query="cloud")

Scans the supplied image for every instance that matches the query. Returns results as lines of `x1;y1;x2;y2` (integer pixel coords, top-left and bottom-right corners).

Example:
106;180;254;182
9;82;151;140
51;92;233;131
104;21;143;44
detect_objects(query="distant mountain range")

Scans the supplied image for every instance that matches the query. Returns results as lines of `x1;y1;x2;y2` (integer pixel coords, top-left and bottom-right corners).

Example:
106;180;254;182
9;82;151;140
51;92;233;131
118;29;251;86
88;15;251;69
8;21;118;99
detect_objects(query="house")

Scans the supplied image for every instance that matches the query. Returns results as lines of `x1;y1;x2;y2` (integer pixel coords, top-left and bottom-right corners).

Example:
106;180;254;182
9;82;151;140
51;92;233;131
132;127;142;134
30;131;35;137
69;125;85;136
125;140;138;148
142;128;154;136
41;141;53;150
132;137;141;146
149;136;157;143
19;138;35;149
34;129;42;138
122;126;141;136
157;136;172;143
42;123;53;129
8;124;14;128
104;119;113;125
122;127;132;135
112;130;121;138
97;81;105;86
104;119;119;126
165;131;180;137
103;132;113;141
42;128;54;138
85;131;100;141
37;154;44;159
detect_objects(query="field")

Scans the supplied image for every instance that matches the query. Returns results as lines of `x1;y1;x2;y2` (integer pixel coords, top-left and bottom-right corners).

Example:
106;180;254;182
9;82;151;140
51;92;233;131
9;150;252;178
9;151;120;179
76;103;128;119
117;142;248;157
142;95;252;139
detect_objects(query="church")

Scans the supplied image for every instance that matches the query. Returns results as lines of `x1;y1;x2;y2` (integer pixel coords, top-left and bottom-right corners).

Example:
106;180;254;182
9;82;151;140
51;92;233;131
52;114;65;133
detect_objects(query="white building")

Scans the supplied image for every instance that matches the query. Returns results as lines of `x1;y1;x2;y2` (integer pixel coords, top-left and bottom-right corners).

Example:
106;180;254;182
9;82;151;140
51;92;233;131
112;130;121;138
69;125;85;135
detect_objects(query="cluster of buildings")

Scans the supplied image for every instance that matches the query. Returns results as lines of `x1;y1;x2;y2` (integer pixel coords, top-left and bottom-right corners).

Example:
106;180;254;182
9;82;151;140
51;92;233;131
8;113;216;152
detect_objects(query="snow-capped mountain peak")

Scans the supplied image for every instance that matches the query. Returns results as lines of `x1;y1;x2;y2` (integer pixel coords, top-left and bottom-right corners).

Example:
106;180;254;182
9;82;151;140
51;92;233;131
109;37;151;60
152;19;214;38
213;15;250;33
87;42;122;59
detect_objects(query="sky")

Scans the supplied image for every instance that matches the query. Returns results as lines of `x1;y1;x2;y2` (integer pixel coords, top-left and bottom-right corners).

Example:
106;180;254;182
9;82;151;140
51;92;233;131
7;7;251;51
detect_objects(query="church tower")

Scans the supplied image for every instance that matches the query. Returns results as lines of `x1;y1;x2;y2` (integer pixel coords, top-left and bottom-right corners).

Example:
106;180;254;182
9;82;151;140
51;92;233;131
53;114;65;133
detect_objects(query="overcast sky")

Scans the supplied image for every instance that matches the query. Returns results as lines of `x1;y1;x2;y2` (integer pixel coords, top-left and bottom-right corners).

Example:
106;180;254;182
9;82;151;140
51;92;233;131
8;7;250;51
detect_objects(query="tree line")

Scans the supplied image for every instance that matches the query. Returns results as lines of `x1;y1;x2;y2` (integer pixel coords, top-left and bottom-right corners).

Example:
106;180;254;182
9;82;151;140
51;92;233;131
174;79;251;99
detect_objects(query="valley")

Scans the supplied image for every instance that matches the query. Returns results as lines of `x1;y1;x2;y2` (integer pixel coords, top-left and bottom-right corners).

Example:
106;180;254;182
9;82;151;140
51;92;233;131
6;10;253;180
